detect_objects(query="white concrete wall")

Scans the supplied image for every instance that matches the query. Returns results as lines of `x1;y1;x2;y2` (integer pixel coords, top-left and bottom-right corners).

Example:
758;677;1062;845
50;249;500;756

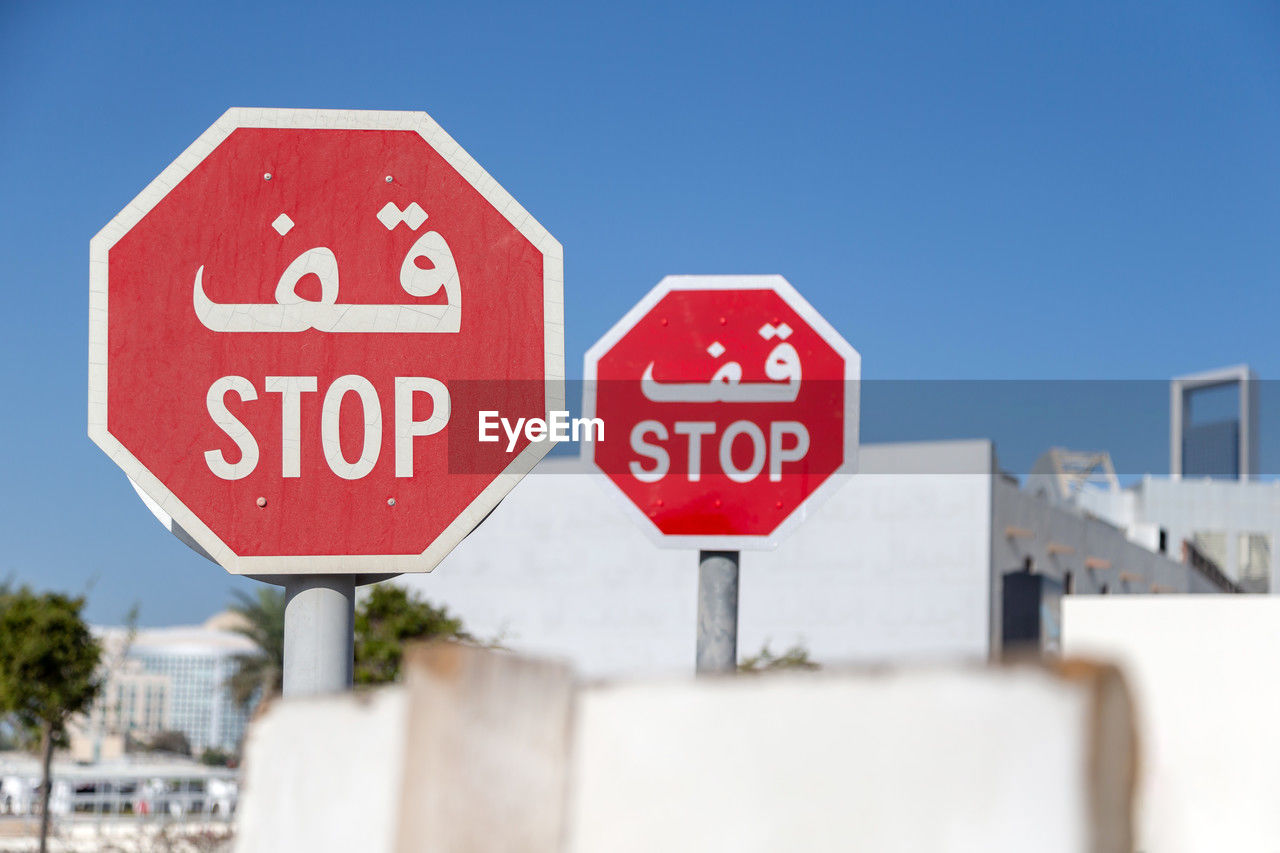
1063;597;1280;852
402;441;995;677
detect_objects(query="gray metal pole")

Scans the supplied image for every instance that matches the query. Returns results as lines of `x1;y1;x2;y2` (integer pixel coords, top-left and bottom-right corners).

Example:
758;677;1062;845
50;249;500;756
696;550;739;674
282;575;355;697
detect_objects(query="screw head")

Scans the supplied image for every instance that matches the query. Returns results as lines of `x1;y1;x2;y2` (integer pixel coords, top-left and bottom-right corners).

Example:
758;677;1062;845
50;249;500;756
256;497;267;508
263;173;272;181
385;175;393;183
387;498;396;507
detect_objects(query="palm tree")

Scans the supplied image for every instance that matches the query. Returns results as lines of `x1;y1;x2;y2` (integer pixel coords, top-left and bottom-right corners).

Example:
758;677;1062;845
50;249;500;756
226;587;284;708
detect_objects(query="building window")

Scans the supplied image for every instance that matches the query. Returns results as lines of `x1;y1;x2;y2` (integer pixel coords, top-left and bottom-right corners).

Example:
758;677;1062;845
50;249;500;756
1239;533;1271;592
1192;531;1227;570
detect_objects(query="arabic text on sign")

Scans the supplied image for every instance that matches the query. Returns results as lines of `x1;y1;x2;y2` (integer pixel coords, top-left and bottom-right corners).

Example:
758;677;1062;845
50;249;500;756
192;201;462;334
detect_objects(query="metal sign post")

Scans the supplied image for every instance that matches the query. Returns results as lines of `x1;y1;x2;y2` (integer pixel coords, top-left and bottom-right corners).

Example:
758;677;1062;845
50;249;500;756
282;576;355;697
696;550;739;674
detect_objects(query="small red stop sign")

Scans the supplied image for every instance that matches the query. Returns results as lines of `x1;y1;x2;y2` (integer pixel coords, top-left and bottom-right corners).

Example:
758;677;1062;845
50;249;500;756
584;276;859;549
90;109;563;574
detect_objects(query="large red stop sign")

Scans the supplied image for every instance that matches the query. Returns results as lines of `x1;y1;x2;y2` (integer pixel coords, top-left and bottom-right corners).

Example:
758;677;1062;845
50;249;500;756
90;109;564;574
584;276;859;549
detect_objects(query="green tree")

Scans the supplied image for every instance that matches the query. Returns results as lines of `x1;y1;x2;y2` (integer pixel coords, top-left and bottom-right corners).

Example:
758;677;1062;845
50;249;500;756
354;585;470;685
0;588;102;853
226;587;285;707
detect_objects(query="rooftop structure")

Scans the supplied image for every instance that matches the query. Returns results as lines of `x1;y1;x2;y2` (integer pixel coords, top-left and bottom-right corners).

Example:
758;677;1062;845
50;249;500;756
1171;364;1258;481
1027;448;1120;504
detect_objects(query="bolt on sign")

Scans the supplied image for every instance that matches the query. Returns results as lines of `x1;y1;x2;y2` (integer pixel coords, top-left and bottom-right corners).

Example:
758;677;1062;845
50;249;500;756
89;109;564;574
583;276;859;549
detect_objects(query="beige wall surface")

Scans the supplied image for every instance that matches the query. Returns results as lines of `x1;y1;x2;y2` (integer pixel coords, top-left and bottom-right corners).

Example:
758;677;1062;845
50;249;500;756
1064;596;1280;852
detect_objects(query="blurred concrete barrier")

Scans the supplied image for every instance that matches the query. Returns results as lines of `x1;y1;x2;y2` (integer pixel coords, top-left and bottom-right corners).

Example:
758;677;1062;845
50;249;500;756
236;644;574;853
1064;596;1280;853
567;662;1133;853
394;644;574;852
236;645;1133;853
235;686;409;853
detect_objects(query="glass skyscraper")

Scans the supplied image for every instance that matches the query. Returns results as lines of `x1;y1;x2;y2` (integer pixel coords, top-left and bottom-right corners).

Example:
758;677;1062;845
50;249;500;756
84;614;261;756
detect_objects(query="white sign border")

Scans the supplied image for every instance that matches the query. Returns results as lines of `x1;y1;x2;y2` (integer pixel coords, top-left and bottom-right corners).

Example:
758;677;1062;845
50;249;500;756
89;107;565;575
582;275;860;551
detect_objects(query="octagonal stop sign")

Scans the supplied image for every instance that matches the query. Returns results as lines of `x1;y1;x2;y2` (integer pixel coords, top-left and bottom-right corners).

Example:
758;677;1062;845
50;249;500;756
584;276;859;549
89;109;564;574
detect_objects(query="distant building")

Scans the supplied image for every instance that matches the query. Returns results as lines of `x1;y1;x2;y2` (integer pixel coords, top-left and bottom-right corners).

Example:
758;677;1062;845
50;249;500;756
74;613;260;761
1069;475;1280;594
0;751;237;818
88;658;171;745
402;441;1228;678
1039;366;1274;593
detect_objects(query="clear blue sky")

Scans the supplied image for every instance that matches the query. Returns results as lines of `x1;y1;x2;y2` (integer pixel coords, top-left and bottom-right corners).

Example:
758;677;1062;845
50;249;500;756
1;1;1278;624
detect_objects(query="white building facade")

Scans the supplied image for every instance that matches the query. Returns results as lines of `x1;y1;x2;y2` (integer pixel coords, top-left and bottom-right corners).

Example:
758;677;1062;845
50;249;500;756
1074;477;1280;593
401;441;1226;678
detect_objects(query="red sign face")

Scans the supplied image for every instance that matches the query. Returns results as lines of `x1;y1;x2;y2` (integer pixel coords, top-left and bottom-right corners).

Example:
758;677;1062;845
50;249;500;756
90;109;563;574
584;276;859;549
